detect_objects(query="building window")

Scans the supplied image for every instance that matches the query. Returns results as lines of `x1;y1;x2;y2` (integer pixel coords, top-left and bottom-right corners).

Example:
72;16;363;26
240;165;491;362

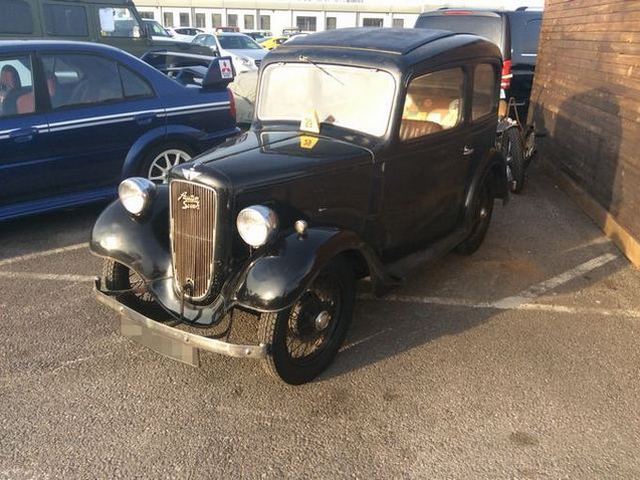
259;15;270;30
139;11;154;20
326;17;337;30
363;18;383;27
212;13;222;28
227;14;237;27
296;16;316;32
163;12;173;28
179;12;189;27
392;18;404;28
243;14;254;30
195;13;205;28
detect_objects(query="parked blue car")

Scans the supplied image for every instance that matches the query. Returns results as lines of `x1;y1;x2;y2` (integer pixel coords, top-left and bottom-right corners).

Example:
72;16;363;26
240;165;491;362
0;40;238;221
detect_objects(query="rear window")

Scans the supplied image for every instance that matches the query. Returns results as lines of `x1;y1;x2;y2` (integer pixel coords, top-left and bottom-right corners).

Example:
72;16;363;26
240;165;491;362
416;15;505;54
43;3;88;36
0;0;34;34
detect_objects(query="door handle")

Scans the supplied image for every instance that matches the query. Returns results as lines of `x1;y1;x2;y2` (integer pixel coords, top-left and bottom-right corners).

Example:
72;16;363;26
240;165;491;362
9;127;39;143
463;145;474;156
135;113;157;125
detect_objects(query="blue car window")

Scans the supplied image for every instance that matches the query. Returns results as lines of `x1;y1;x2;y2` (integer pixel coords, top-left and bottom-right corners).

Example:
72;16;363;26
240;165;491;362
118;65;154;98
0;56;35;117
42;54;124;109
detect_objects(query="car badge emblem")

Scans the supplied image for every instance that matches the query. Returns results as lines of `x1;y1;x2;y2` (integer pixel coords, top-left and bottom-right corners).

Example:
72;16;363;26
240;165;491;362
177;192;200;210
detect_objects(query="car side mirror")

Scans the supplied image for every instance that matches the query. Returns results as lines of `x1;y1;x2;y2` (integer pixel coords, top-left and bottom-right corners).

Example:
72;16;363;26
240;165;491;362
202;56;236;90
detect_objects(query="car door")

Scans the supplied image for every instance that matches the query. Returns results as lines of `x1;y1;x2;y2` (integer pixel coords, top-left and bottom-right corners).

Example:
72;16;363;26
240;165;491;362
41;51;162;195
381;66;471;255
0;53;53;214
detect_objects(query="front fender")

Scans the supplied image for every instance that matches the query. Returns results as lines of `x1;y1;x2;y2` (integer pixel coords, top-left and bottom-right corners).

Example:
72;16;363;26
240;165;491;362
89;185;172;281
232;228;381;312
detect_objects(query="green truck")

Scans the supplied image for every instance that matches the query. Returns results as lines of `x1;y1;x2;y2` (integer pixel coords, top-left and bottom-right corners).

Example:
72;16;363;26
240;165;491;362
1;0;213;57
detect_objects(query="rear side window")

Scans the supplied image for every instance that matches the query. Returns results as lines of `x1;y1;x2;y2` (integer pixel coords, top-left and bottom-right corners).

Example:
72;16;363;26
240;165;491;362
472;64;498;120
119;65;154;98
0;0;33;34
400;68;464;141
42;54;124;109
43;4;88;36
0;56;35;117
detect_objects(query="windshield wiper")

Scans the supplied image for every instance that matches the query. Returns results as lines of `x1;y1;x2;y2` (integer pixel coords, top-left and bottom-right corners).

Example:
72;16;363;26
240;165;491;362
298;55;344;86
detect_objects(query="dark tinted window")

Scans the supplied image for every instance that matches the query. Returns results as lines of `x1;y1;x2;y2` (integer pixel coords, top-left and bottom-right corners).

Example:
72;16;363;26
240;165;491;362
43;4;88;36
416;14;504;54
0;0;33;34
43;54;124;109
119;65;154;98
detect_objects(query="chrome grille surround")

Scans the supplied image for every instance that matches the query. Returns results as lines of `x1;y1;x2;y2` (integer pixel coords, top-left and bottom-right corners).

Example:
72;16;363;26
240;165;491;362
169;179;217;302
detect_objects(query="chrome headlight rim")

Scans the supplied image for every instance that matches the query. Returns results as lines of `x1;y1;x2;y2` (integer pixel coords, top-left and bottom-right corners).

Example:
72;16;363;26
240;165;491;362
236;205;278;248
118;177;157;217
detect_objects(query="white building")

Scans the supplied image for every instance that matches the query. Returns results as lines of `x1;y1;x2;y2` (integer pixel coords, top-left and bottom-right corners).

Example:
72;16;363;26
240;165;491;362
135;0;542;35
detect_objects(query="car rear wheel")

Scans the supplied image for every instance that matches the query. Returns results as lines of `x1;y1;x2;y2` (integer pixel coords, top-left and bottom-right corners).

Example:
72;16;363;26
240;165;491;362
455;178;494;255
142;144;194;184
258;257;355;385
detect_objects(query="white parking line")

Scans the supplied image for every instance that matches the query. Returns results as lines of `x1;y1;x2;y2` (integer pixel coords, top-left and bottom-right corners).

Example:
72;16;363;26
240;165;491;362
492;253;619;309
0;243;87;267
0;271;95;282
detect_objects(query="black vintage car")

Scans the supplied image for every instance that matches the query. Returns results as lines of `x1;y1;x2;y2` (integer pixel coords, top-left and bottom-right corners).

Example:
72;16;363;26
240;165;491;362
92;28;508;384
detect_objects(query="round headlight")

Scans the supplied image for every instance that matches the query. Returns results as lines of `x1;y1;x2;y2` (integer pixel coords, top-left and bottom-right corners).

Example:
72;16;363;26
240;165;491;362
236;205;278;248
118;177;156;216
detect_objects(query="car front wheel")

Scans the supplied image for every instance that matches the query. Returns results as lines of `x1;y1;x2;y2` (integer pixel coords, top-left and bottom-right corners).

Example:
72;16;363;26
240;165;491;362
258;257;355;385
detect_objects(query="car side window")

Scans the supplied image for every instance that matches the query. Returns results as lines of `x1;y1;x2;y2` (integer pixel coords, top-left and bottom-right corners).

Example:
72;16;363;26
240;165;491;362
0;0;34;34
42;54;124;109
400;68;464;142
118;65;154;98
99;7;142;38
472;64;499;121
43;3;88;36
0;56;35;117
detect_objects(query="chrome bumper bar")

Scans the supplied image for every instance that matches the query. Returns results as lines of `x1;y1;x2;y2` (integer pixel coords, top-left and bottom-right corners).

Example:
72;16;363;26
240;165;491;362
94;279;267;362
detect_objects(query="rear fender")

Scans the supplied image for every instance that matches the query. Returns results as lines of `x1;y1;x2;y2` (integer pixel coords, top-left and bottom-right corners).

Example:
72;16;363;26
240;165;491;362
231;228;385;313
89;185;172;281
463;148;508;227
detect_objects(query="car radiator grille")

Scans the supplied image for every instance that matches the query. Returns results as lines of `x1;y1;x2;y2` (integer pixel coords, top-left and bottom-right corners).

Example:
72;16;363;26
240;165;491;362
170;180;217;301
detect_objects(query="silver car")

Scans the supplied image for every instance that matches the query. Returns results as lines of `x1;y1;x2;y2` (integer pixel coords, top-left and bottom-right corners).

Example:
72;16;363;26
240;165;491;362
192;32;267;73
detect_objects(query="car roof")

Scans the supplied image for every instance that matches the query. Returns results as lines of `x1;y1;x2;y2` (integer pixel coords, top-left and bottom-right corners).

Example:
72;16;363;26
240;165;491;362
285;27;455;55
0;39;128;55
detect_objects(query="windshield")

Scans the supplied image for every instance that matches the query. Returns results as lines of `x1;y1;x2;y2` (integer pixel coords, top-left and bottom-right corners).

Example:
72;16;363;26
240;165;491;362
146;20;170;37
218;35;262;50
258;63;395;137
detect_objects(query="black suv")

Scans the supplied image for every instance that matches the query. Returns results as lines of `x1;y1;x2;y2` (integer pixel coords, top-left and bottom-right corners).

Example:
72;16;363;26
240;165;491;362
415;7;542;119
92;28;508;384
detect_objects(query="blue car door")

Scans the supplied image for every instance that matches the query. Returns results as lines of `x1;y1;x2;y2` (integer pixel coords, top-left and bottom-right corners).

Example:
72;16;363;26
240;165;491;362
0;53;53;218
40;52;163;197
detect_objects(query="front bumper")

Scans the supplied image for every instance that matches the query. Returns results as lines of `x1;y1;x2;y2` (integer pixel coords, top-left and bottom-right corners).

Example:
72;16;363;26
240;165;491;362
94;278;267;364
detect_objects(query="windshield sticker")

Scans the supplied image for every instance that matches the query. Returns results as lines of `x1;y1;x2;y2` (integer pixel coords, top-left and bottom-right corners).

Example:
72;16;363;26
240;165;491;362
219;59;234;79
300;109;320;134
300;135;319;150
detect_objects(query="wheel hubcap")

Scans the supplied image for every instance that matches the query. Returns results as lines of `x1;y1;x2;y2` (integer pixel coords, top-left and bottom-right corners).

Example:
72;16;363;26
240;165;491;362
314;311;331;331
147;149;191;184
479;207;488;219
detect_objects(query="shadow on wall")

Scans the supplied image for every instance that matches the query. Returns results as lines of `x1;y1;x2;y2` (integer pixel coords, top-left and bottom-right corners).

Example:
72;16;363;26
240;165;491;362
531;88;622;216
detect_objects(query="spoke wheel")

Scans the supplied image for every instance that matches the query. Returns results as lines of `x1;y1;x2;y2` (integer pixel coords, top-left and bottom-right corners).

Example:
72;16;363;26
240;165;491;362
146;148;192;184
102;259;156;307
258;257;355;385
501;127;525;194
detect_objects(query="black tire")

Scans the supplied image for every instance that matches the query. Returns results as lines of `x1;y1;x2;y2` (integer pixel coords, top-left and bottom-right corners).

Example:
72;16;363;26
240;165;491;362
455;178;494;256
501;127;526;194
258;257;355;385
102;259;155;307
139;143;195;184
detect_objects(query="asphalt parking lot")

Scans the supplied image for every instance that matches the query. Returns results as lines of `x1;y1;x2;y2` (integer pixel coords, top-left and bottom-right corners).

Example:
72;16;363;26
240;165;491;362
1;166;640;479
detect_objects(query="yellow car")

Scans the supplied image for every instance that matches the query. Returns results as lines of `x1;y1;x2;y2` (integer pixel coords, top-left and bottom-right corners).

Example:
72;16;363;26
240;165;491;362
259;36;288;51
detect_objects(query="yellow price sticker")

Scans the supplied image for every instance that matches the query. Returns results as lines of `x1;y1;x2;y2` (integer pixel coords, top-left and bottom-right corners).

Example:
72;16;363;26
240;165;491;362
300;135;319;149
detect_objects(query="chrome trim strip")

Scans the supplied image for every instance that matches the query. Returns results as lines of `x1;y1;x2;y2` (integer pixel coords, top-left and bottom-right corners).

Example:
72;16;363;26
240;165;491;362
95;282;267;359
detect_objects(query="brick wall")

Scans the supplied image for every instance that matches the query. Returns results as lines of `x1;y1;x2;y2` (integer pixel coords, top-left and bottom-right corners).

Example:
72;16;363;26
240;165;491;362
530;0;640;262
